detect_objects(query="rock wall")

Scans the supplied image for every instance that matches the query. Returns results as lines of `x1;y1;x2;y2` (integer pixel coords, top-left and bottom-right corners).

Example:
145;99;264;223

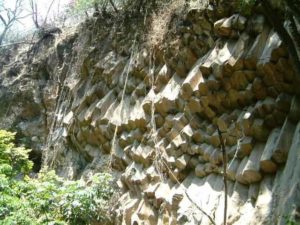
0;1;300;224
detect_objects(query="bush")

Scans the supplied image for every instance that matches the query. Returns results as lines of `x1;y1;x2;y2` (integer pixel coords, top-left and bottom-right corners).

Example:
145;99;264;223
238;0;256;16
70;0;110;14
0;130;114;225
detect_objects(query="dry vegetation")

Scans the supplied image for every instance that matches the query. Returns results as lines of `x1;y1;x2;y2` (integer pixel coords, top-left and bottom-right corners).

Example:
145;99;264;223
146;0;186;49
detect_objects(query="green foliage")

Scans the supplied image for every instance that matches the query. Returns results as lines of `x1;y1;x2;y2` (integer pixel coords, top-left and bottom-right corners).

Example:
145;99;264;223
0;130;33;177
0;130;114;225
71;0;107;13
71;0;153;14
238;0;256;16
285;215;300;225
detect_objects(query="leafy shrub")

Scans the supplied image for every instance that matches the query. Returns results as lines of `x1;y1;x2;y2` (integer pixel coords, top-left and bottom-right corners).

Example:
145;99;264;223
70;0;114;14
0;130;33;176
238;0;256;16
0;130;114;225
285;215;300;225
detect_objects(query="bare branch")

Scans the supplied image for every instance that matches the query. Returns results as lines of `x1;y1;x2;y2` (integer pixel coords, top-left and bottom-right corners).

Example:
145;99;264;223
30;0;39;28
0;0;29;45
6;9;11;21
185;191;217;225
217;126;228;225
0;14;7;26
16;13;32;20
0;40;32;48
43;0;56;26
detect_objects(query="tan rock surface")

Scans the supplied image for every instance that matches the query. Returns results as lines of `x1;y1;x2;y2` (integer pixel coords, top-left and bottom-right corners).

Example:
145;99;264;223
1;2;300;225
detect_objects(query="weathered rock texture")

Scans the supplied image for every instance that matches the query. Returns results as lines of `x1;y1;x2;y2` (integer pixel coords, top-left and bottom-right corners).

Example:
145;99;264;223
0;1;300;225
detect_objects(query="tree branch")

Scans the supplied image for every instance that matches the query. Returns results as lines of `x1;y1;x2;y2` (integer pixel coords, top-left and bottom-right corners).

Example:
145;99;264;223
43;0;56;26
108;0;118;13
0;14;7;26
0;0;30;45
0;40;32;48
15;13;32;20
217;126;228;225
30;0;39;28
185;191;217;225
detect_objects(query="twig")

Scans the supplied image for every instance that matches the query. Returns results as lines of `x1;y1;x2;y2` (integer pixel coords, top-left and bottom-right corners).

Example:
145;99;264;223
0;40;32;47
158;157;217;224
43;0;56;26
217;126;228;225
185;191;217;225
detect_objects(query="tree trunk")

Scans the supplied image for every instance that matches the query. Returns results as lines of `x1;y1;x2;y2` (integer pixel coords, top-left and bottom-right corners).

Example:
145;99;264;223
0;27;9;46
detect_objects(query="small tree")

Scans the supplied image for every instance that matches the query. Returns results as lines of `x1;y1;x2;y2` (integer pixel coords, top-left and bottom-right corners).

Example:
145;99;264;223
0;0;31;45
0;130;33;177
0;130;115;224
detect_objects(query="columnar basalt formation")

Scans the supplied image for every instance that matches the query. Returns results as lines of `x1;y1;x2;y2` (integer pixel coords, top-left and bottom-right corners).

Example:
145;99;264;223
0;1;300;225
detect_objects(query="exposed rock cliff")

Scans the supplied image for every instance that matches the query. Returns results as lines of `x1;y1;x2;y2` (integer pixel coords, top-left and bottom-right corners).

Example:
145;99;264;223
0;1;300;224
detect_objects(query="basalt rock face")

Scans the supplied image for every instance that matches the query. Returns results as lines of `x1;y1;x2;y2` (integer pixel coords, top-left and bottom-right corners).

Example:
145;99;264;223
1;1;300;225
